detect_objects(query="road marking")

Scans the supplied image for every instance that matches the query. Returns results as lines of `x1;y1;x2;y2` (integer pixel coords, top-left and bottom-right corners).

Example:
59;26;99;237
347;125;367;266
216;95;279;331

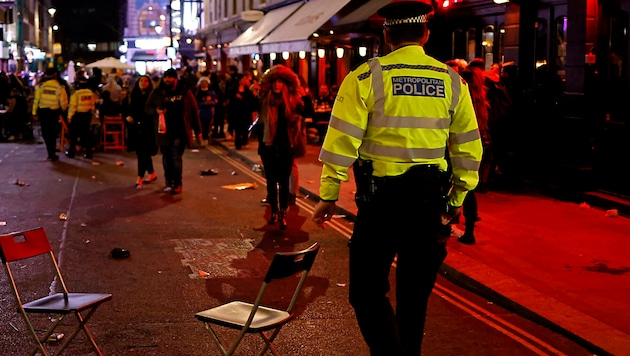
208;144;567;354
205;144;353;236
433;283;567;355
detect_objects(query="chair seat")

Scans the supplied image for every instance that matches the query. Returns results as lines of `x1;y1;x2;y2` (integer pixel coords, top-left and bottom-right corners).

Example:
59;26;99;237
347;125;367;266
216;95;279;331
195;301;292;331
23;292;112;314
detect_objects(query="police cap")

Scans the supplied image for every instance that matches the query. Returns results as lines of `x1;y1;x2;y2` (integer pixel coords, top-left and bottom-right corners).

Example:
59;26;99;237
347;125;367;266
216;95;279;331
378;0;433;27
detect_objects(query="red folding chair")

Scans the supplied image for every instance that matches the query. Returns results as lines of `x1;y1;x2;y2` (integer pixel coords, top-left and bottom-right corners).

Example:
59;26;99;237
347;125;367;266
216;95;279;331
0;227;112;355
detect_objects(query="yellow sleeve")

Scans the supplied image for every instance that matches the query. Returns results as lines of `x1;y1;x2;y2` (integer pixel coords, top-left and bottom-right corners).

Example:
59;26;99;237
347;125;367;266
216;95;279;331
318;65;370;201
32;86;41;115
68;93;78;119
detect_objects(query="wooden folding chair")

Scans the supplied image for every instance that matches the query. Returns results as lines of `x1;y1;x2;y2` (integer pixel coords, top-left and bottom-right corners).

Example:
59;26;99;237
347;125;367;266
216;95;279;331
0;227;112;355
101;115;125;151
58;116;70;152
195;242;320;356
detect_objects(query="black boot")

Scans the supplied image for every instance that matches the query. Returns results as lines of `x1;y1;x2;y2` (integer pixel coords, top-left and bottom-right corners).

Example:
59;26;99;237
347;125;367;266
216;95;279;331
279;209;287;230
268;211;278;225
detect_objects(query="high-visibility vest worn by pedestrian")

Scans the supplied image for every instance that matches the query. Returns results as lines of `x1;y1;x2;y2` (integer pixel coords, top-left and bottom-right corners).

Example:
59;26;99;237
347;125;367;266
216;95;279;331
318;45;483;207
31;79;69;115
68;88;96;121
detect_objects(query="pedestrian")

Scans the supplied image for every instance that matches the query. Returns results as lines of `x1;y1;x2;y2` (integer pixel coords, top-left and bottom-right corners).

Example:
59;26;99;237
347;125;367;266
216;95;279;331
65;77;96;159
226;73;257;150
457;66;492;244
146;68;203;194
311;1;483;354
258;65;306;230
122;75;158;189
210;72;227;139
289;76;315;205
195;76;217;145
32;68;69;162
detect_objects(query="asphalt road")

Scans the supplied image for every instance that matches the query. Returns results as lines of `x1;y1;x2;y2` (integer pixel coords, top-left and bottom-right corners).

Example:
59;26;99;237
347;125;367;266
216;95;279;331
0;139;592;355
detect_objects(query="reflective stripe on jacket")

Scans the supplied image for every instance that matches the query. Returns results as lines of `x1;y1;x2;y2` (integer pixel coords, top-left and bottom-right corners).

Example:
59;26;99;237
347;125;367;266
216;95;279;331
32;79;69;115
68;88;96;120
318;45;483;206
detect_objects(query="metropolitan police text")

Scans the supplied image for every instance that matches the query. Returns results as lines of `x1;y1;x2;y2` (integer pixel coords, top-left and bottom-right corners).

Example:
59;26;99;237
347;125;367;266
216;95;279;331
392;76;445;98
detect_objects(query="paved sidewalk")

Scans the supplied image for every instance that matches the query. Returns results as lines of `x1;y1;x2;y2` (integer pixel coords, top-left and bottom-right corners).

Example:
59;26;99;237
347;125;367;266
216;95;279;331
216;138;630;355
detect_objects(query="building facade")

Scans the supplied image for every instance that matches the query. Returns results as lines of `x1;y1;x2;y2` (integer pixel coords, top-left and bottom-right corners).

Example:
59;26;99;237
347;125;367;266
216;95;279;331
0;0;55;74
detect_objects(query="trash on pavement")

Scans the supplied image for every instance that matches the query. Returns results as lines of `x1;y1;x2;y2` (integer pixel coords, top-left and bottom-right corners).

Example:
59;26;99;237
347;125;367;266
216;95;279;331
0;221;6;226
200;168;219;176
115;161;124;166
58;213;67;221
252;164;262;172
221;182;258;190
9;322;18;331
92;161;100;166
15;178;29;186
605;209;619;218
231;171;238;175
191;149;200;152
198;269;210;277
47;333;64;343
579;202;590;209
336;283;347;287
111;248;131;259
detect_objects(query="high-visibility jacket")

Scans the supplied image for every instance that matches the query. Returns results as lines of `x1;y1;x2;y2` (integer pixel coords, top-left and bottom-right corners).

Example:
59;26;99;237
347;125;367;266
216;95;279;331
318;45;483;207
32;79;69;115
68;88;96;120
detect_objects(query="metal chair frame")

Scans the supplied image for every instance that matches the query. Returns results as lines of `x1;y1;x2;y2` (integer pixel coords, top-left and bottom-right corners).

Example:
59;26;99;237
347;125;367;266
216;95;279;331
195;242;320;356
0;227;112;356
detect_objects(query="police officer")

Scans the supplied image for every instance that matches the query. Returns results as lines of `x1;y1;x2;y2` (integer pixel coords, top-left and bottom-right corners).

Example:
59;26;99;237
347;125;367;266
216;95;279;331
66;77;96;159
311;1;483;354
32;68;69;161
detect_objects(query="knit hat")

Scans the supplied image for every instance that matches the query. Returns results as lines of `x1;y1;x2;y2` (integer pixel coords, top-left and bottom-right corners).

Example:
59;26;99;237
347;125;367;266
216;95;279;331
163;68;178;79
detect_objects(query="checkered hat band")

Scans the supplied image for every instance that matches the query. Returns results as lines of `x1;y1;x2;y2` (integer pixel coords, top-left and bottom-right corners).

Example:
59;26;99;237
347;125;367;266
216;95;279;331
384;15;428;26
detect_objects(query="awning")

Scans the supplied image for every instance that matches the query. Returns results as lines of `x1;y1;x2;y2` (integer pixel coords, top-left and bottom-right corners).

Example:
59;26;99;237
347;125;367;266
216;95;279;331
131;50;169;62
259;0;352;54
335;0;390;26
228;2;303;57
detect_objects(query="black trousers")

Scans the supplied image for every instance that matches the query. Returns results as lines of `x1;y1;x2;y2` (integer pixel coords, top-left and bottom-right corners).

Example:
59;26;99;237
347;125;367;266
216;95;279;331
349;165;447;356
68;112;93;155
38;108;61;158
259;144;293;212
160;138;185;188
136;145;155;178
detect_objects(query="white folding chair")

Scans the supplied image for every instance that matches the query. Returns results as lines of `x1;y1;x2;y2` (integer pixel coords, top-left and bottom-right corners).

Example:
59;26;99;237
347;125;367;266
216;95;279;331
195;242;320;356
0;227;112;355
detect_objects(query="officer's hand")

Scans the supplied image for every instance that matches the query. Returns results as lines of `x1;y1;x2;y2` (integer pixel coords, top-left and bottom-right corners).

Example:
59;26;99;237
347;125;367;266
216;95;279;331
312;201;337;226
126;115;134;123
440;206;461;225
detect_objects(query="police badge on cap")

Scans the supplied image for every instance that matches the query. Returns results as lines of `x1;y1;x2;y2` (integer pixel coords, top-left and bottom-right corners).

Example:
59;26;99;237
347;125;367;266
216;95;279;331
378;0;434;27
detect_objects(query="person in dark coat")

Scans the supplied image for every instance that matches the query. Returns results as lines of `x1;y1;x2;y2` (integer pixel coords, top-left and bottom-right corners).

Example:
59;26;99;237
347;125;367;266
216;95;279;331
145;68;202;194
226;73;258;149
122;75;158;189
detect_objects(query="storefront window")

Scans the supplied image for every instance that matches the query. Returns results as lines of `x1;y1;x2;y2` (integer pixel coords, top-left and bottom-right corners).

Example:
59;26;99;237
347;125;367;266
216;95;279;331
483;25;494;68
466;28;476;62
554;17;566;82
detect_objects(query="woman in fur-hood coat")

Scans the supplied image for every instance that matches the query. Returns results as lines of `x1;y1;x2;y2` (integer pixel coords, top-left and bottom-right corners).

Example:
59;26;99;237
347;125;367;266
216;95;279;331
257;64;305;230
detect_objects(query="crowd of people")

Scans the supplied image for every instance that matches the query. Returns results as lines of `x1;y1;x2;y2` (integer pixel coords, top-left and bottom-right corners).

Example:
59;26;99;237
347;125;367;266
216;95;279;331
9;62;318;227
